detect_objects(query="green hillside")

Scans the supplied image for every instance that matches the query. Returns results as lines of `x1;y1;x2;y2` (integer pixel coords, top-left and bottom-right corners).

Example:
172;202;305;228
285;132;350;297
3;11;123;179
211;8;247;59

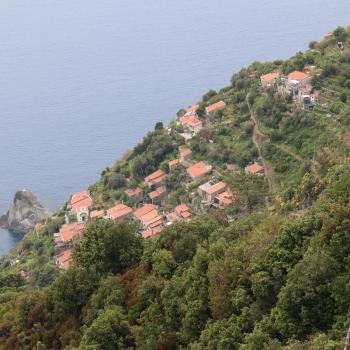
1;26;350;349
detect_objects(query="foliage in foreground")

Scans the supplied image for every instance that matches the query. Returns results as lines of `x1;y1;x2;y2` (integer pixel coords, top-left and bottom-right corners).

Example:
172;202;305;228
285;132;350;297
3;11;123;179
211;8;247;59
2;166;350;349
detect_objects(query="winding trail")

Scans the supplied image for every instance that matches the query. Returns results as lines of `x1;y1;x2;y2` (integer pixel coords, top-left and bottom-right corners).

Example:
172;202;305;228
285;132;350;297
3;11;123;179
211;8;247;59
247;94;275;196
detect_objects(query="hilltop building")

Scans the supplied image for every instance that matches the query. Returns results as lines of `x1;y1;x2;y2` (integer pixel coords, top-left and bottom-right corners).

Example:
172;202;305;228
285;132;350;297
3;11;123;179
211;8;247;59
69;191;93;223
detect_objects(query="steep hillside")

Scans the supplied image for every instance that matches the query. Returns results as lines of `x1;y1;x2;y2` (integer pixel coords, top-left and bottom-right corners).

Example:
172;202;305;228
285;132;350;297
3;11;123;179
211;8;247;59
1;26;350;349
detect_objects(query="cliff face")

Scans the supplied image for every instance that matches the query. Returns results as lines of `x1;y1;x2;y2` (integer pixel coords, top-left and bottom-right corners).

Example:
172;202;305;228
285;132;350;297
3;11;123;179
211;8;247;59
0;190;51;234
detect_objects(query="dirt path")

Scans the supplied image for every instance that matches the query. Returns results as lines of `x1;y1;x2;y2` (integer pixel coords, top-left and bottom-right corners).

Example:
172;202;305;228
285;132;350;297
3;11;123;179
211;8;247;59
247;94;275;195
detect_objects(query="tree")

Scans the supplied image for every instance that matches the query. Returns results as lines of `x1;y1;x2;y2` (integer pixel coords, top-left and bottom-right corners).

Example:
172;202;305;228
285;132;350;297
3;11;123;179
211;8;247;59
333;26;348;42
308;41;317;50
74;220;143;275
273;252;338;340
45;266;100;320
202;90;217;102
79;306;133;350
83;275;125;325
155;122;164;130
107;173;127;190
151;249;177;278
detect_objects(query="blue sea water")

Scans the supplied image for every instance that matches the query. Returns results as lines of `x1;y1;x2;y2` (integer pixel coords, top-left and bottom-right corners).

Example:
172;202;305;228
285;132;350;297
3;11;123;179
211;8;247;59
1;0;350;255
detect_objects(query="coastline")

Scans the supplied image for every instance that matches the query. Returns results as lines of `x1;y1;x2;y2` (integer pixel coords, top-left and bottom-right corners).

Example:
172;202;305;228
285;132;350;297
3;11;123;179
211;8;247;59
0;227;22;257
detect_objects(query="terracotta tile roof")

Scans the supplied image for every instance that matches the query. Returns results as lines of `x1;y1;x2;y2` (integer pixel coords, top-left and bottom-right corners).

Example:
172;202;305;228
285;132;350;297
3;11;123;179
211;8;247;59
205;101;226;114
186;104;200;114
57;249;72;269
133;204;158;220
143;213;163;228
125;187;142;198
187;161;212;179
288;71;310;81
107;204;133;220
151;174;166;185
142;225;163;239
148;186;167;200
175;204;191;219
145;169;166;182
70;191;93;213
245;163;264;174
201;181;227;195
180;148;192;158
260;72;279;82
148;219;163;229
168;159;180;168
59;223;85;243
140;209;159;223
216;191;235;206
181;210;192;219
90;209;104;218
175;204;189;215
144;170;166;186
179;115;203;127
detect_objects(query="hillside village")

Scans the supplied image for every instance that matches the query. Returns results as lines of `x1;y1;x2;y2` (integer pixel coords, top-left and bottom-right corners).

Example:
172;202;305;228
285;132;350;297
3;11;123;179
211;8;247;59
52;29;350;269
6;26;350;276
3;26;350;350
55;101;246;268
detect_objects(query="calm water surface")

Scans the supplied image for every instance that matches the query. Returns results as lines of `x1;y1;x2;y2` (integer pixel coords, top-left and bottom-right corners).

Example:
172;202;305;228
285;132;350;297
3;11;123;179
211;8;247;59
1;0;350;255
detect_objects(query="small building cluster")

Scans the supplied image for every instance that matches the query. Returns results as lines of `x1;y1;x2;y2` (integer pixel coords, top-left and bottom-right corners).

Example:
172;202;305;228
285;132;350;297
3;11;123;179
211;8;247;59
55;98;243;269
178;100;226;140
261;69;320;109
198;181;237;209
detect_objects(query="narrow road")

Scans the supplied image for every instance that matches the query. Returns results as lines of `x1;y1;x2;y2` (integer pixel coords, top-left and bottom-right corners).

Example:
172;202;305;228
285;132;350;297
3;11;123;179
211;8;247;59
246;94;275;196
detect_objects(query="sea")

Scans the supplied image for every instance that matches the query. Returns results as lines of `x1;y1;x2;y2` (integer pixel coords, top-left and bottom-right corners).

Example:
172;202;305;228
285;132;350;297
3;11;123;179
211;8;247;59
1;0;350;255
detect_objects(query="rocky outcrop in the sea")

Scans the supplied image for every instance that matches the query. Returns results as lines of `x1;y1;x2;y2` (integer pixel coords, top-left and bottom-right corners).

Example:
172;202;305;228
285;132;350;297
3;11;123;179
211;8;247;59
0;190;51;234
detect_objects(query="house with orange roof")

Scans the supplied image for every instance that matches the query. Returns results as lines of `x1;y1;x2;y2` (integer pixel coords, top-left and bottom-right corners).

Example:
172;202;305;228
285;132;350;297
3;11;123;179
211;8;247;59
142;225;163;239
133;203;158;220
140;209;158;224
179;147;192;166
214;191;238;209
187;161;212;181
69;191;93;223
179;115;203;135
90;209;104;219
185;104;200;116
56;249;72;269
167;204;192;223
260;72;280;88
144;169;166;187
287;71;311;91
245;163;264;175
134;204;164;236
107;204;133;221
142;211;163;229
125;187;143;202
55;223;85;244
205;101;226;115
148;186;167;203
168;159;180;171
199;181;228;203
175;204;191;220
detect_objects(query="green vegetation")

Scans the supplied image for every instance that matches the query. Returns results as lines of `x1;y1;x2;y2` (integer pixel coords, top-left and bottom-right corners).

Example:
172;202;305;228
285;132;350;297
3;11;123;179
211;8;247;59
1;26;350;349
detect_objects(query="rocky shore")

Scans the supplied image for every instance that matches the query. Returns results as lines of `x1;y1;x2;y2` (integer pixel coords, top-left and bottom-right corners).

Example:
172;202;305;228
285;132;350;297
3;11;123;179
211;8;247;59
0;190;51;234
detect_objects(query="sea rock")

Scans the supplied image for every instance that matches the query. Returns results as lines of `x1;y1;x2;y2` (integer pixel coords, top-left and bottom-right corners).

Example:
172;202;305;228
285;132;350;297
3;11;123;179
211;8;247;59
0;190;51;234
